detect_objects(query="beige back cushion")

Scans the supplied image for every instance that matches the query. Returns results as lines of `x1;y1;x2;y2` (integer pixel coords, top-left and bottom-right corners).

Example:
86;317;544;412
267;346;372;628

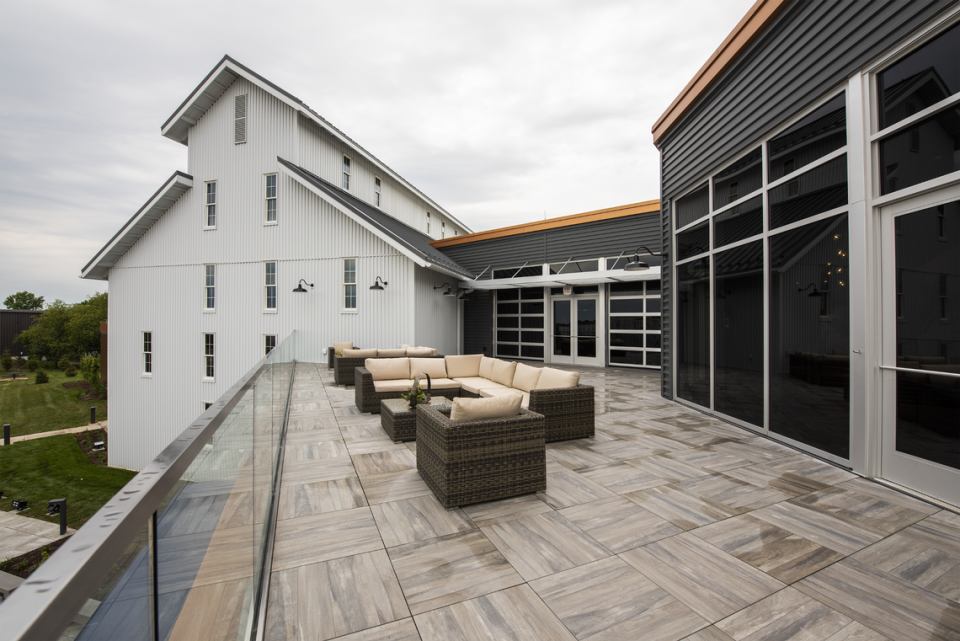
536;367;580;389
332;341;354;352
445;354;483;378
512;363;542;392
479;356;497;379
378;348;406;358
343;348;377;358
364;358;410;381
406;348;434;356
449;394;523;422
410;357;447;380
490;359;517;387
400;344;413;349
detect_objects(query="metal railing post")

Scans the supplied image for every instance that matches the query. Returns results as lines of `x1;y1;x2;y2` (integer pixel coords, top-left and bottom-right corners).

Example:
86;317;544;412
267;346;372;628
148;511;159;641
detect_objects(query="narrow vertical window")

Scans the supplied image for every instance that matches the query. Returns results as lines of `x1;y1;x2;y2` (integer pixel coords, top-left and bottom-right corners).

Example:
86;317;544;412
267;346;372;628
143;332;152;374
265;334;277;355
204;334;215;379
265;262;277;310
205;182;217;228
265;174;277;222
374;177;381;207
234;94;247;144
344;258;357;309
205;265;215;310
343;156;351;190
441;221;446;238
940;274;949;320
426;212;431;234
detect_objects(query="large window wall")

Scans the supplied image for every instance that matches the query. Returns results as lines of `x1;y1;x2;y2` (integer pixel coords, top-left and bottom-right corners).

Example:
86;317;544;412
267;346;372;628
673;90;851;460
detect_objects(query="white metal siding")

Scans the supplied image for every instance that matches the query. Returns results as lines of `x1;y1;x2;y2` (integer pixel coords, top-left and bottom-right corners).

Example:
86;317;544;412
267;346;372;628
413;266;460;355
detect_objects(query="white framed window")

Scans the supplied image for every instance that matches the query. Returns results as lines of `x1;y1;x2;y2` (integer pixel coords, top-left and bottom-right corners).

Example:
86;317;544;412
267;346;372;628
265;261;277;310
204;265;215;310
265;174;277;223
426;212;431;234
265;334;277;355
205;181;217;228
143;332;152;374
374;177;381;207
203;333;215;379
343;258;357;310
204;402;212;411
343;155;351;190
234;94;246;144
441;221;446;238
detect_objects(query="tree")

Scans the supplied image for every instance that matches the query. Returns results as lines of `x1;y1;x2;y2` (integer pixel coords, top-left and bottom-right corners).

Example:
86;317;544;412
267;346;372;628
15;292;108;360
3;291;44;310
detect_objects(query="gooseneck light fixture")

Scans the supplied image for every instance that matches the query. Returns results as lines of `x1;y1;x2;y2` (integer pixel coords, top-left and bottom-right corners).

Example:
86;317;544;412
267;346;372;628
370;276;388;291
433;283;455;296
293;279;314;293
798;283;824;297
624;246;664;272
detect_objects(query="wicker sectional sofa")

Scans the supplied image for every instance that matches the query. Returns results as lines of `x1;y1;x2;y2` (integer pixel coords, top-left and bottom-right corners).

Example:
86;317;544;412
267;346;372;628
333;346;440;386
354;354;594;442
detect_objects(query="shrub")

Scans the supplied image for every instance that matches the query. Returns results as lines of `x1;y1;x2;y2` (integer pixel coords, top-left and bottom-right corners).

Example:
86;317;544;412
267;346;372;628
27;360;40;371
80;356;107;399
13;355;25;370
57;358;70;371
65;366;77;377
35;369;49;384
0;349;11;372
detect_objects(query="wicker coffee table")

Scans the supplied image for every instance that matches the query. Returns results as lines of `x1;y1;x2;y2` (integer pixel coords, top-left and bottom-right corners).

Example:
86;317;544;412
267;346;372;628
381;397;452;442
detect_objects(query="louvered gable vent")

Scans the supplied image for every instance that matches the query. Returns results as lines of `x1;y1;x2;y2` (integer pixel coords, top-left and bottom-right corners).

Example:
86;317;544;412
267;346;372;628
234;94;247;144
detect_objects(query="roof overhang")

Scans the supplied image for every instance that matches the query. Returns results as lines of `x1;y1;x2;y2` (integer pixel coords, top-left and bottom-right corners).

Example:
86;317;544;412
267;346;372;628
460;267;661;290
81;172;193;281
161;55;472;234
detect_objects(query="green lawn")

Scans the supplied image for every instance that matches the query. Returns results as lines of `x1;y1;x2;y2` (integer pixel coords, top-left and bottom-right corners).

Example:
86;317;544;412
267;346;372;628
0;434;135;529
0;369;107;437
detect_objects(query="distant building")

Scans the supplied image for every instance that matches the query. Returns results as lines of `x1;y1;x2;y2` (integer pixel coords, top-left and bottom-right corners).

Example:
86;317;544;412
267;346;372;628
0;309;41;357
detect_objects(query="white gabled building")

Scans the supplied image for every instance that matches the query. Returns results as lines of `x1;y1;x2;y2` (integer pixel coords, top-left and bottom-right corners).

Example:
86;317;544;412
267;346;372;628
82;56;474;470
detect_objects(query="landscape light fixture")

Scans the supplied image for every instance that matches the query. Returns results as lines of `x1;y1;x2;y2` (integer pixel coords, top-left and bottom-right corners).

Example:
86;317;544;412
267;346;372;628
798;283;824;297
47;498;67;536
292;279;314;293
624;246;664;271
12;500;27;511
92;441;105;452
370;276;388;291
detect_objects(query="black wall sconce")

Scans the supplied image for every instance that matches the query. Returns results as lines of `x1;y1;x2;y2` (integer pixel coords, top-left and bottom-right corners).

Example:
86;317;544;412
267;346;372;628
293;279;314;293
798;283;824;297
370;276;388;291
624;246;664;271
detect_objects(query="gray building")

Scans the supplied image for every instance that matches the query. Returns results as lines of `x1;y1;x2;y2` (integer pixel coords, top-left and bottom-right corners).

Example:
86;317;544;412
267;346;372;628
654;0;959;504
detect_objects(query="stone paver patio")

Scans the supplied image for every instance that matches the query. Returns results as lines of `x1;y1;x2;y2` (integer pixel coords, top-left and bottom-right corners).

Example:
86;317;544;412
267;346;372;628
259;362;960;641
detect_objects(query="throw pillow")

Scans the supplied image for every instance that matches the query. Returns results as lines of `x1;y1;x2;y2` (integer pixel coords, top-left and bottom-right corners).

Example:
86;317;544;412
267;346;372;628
449;394;523;422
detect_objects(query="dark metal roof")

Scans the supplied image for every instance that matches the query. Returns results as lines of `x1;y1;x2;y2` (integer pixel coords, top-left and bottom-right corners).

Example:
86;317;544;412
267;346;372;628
278;158;474;280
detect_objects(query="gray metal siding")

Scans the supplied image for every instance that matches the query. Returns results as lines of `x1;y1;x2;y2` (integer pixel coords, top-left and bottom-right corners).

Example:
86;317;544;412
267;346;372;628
463;290;494;356
658;0;955;201
660;200;673;398
438;213;661;273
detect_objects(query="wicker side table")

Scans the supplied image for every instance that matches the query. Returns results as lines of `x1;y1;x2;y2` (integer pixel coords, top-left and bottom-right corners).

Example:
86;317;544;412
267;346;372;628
381;397;451;442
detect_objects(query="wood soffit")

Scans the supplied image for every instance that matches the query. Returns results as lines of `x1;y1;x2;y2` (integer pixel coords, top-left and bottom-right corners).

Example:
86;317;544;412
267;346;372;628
652;0;790;146
428;200;660;248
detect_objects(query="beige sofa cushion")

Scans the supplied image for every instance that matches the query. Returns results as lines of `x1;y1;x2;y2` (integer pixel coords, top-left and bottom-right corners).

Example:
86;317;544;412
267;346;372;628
450;394;522;422
333;341;354;352
512;363;541;392
410;357;447;379
426;378;461;390
452;377;508;395
378;348;407;358
400;344;413;349
490;359;517;387
344;348;378;358
480;387;529;408
536;367;580;389
365;357;410;381
373;379;416;393
407;347;434;356
445;354;483;378
479;356;497;379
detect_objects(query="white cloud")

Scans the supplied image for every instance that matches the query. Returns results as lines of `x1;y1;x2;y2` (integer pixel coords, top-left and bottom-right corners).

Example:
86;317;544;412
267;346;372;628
0;0;753;303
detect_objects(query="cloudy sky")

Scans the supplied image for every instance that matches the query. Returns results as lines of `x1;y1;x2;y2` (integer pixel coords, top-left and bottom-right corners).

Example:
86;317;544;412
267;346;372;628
0;0;753;305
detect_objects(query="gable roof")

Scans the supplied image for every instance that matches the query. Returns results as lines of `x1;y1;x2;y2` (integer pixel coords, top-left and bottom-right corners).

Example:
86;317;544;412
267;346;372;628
81;172;193;281
278;158;474;280
429;200;661;249
162;55;472;235
652;0;790;145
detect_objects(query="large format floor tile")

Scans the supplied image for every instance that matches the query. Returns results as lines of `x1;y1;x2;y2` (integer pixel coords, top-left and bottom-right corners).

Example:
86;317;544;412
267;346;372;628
271;507;383;571
371;494;475;548
559;496;683;553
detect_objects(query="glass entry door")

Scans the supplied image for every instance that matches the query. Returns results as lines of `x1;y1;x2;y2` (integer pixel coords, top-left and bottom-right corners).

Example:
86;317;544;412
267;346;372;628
552;297;600;366
880;187;959;505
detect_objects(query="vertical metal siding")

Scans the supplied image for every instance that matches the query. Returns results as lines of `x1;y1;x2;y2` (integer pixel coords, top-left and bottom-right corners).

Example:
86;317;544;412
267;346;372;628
413;266;460;355
658;0;954;201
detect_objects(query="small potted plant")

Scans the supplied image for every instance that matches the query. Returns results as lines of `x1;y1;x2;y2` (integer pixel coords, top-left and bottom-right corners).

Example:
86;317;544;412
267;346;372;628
400;372;432;408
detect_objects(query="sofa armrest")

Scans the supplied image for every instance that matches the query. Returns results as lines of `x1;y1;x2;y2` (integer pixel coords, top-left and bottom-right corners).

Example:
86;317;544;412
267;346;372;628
416;405;545;460
528;384;595;442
